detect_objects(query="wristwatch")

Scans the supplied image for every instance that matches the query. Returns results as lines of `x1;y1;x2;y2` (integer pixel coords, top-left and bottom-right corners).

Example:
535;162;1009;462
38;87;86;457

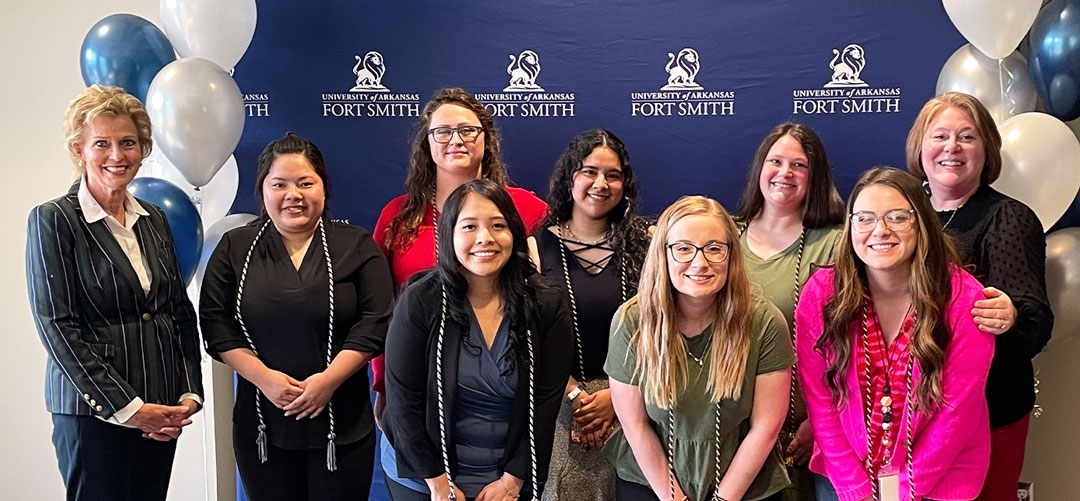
565;385;584;405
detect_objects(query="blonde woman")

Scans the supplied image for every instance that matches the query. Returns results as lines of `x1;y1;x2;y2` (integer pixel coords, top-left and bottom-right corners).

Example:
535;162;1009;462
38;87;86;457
606;196;793;500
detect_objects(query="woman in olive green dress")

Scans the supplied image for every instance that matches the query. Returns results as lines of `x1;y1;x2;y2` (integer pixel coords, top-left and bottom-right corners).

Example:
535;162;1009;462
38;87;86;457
606;196;794;501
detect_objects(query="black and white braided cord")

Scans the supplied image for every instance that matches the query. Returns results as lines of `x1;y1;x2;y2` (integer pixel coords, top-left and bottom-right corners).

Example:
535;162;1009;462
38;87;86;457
235;218;339;470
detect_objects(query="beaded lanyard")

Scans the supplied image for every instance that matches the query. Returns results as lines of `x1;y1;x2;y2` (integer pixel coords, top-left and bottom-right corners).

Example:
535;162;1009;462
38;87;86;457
235;218;340;471
740;223;805;462
860;306;916;501
555;221;627;381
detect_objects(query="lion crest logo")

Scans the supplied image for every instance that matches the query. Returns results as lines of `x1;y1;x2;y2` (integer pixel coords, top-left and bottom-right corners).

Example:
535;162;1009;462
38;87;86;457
661;48;703;91
503;50;544;92
824;44;868;88
350;50;389;93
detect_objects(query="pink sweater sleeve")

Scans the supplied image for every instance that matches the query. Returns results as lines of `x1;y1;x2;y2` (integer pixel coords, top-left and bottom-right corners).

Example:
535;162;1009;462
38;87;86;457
796;269;873;501
905;269;994;496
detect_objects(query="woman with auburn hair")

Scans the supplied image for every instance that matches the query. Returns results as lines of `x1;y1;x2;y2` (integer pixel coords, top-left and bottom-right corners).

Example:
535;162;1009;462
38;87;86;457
381;179;571;500
797;167;994;501
529;129;650;500
606;195;793;500
905;92;1052;501
733;122;845;500
371;87;547;422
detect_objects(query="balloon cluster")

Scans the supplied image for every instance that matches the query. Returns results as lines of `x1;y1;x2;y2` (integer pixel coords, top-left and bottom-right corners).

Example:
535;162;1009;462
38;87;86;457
78;1;259;286
940;0;1080;336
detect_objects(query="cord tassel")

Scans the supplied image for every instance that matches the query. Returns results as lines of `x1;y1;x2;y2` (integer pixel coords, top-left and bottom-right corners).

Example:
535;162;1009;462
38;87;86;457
326;433;338;471
256;424;268;463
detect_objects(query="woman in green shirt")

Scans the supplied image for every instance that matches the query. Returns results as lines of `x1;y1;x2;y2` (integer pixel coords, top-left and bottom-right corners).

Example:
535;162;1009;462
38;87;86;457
732;123;846;500
606;196;794;500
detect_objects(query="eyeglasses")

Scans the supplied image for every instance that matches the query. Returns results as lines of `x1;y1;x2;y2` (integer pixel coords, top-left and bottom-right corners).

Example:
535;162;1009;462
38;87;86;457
849;209;917;233
428;125;485;144
667;241;731;263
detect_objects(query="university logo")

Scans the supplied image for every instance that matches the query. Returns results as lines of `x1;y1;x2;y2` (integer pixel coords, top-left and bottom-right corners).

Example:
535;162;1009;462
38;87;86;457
476;49;574;118
790;43;900;115
503;50;544;92
351;51;389;93
661;48;703;91
824;44;868;88
628;48;733;117
319;50;419;118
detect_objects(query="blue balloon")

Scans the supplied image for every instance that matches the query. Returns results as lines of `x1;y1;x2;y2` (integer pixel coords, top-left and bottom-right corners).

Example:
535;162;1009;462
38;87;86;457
1030;0;1080;121
127;178;203;285
80;14;175;103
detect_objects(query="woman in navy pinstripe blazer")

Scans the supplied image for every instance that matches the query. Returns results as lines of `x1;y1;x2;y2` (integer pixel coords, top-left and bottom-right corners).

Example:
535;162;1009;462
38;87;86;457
25;85;203;501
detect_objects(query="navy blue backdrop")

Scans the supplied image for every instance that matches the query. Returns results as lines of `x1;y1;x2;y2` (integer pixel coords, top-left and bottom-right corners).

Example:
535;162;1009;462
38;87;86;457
228;2;974;499
230;1;971;226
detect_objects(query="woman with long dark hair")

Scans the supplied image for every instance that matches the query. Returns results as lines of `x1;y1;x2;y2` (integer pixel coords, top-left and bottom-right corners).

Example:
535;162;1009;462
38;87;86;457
797;167;994;500
381;179;571;500
529;129;650;500
371;87;547;423
732;123;845;500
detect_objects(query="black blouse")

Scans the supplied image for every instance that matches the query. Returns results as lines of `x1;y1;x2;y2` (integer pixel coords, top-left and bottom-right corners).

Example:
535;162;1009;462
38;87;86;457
535;230;626;380
938;184;1054;428
200;220;394;449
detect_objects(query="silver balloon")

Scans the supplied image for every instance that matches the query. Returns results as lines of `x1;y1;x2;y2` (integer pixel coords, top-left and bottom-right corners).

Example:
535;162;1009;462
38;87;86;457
160;0;257;72
936;44;1037;123
1046;227;1080;341
146;57;245;187
194;213;258;288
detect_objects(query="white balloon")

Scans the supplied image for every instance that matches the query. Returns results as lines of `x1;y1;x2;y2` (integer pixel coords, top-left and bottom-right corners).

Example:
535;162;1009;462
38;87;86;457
146;57;245;187
139;150;239;227
159;0;257;71
1045;227;1080;341
994;112;1080;230
936;44;1037;123
942;0;1041;59
195;213;259;288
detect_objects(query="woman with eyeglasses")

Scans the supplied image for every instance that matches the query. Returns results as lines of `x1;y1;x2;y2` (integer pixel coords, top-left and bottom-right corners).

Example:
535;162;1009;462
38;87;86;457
796;167;994;501
732;123;845;500
372;87;547;427
381;179;571;501
606;196;794;501
528;129;650;501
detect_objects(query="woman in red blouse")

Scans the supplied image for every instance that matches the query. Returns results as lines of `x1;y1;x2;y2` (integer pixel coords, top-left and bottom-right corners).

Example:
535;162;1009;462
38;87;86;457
371;87;546;419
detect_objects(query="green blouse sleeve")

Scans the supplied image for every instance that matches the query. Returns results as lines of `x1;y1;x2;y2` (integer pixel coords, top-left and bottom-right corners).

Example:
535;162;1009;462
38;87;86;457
754;299;796;375
605;302;639;385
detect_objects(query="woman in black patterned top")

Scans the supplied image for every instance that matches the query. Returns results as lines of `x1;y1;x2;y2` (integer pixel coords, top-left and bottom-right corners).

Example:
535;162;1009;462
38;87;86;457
528;129;650;500
905;92;1053;501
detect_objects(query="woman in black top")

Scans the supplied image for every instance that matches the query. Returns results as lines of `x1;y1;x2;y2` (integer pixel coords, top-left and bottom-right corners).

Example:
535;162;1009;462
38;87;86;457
381;179;572;501
200;133;394;500
527;129;649;500
905;92;1053;500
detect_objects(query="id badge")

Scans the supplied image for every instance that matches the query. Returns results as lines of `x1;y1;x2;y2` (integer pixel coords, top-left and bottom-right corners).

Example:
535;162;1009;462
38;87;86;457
878;474;900;501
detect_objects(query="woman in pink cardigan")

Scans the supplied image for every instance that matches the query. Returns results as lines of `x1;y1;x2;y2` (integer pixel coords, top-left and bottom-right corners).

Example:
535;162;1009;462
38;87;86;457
795;167;994;501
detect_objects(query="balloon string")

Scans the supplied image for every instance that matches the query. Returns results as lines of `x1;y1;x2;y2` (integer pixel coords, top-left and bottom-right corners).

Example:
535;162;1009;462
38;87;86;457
192;186;203;215
998;58;1009;117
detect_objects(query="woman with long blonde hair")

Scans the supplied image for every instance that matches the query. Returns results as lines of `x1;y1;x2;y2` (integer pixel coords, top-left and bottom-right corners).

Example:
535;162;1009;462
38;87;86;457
606;196;793;500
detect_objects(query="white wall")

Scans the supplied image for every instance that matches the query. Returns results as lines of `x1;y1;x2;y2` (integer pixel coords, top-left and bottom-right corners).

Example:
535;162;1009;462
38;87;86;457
0;2;228;500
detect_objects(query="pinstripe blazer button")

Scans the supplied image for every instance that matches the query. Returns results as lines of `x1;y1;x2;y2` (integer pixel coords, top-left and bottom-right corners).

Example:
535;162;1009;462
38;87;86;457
83;393;91;401
89;399;96;406
95;405;103;412
142;313;152;320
